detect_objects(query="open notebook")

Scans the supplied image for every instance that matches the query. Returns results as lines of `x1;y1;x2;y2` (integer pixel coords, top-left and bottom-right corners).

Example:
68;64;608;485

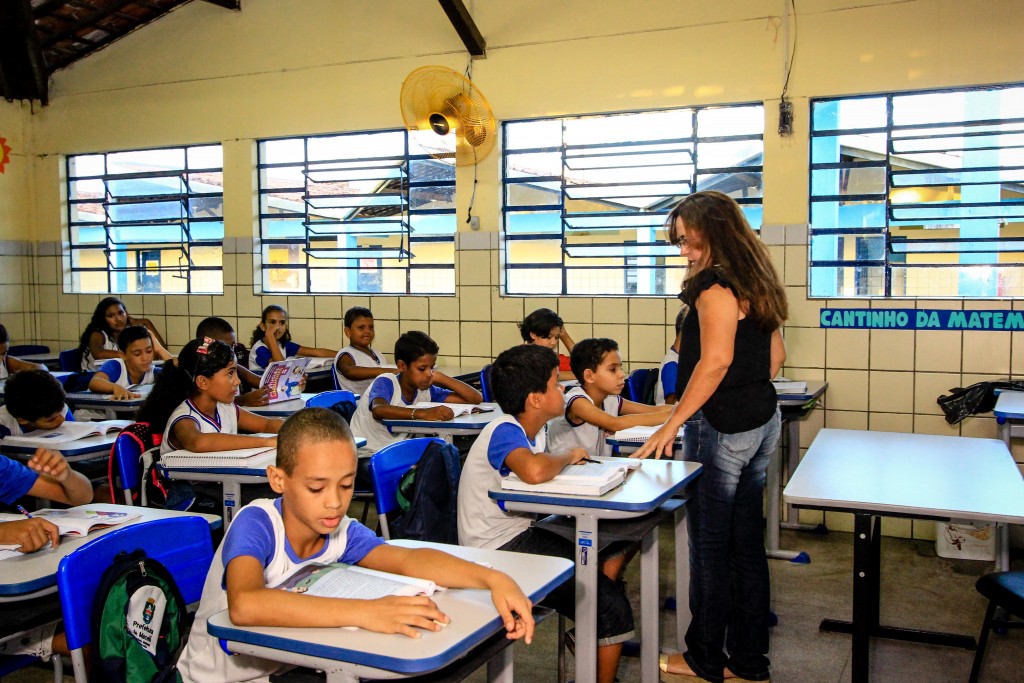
160;446;276;469
1;419;132;446
501;458;639;496
0;508;140;553
411;402;495;418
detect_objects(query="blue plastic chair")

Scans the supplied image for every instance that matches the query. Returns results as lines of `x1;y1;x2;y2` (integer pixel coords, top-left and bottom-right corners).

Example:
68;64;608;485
479;364;493;402
109;425;149;505
627;368;657;405
59;348;82;372
8;344;49;356
305;390;357;409
56;516;214;682
368;437;445;540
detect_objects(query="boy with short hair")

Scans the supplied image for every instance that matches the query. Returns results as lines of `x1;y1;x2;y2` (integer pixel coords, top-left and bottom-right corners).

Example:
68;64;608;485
195;317;273;407
547;338;672;457
458;344;634;683
178;408;534;683
519;308;575;380
351;331;482;452
334;306;393;394
656;307;687;405
0;370;73;439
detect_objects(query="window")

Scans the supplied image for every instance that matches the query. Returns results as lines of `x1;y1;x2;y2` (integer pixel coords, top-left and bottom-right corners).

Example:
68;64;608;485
66;144;224;294
257;129;456;295
502;105;764;296
809;84;1024;298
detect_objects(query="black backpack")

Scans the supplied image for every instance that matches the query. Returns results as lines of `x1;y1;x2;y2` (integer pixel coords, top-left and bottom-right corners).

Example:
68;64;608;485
390;440;462;544
90;549;190;683
937;380;1024;425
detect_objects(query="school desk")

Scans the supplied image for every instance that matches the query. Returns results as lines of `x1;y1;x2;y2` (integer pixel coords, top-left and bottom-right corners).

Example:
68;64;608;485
993;389;1024;447
0;503;220;602
64;390;147;415
161;438;368;528
382;403;504;444
16;352;61;371
207;539;573;683
246;392;320;418
783;428;1024;683
490;458;702;683
1;432;118;463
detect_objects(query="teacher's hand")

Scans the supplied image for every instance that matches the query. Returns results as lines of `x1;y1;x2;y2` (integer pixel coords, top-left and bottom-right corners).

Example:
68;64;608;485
631;421;680;460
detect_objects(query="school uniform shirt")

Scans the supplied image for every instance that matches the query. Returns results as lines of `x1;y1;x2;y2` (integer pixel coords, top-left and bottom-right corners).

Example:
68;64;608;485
96;358;160;390
0;455;39;503
248;339;301;371
546;386;622;458
160;399;239;455
350;374;452;453
333;345;391;394
177;498;383;683
0;404;74;440
0;360;8;380
655;348;679;405
81;330;119;371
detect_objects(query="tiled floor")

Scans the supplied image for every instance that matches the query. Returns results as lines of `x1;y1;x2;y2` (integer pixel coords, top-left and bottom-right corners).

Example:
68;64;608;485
6;526;1023;682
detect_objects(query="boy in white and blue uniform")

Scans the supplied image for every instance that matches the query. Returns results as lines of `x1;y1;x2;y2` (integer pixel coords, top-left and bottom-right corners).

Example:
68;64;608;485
655;306;687;405
0;370;73;439
178;407;535;683
457;344;635;683
333;306;393;394
350;331;482;452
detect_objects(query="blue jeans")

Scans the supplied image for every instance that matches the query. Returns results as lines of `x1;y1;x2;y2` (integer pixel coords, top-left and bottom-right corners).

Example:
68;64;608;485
681;409;780;682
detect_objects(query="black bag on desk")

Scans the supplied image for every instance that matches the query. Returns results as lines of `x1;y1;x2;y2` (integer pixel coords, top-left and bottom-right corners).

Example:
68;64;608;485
937;380;1024;425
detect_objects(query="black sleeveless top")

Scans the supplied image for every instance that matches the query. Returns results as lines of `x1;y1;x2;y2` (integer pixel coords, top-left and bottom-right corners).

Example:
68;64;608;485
676;268;777;434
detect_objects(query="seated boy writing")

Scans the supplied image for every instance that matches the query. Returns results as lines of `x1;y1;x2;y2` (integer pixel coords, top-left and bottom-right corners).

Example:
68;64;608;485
0;370;73;439
547;337;673;458
351;330;482;452
178;407;534;683
458;344;635;683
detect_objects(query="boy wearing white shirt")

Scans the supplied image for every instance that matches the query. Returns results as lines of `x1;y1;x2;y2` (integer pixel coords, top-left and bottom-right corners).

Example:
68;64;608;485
334;306;393;394
656;307;687;405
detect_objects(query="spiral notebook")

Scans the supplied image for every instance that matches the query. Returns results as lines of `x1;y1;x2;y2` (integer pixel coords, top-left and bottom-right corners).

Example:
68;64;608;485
612;425;684;445
501;459;636;496
160;446;276;469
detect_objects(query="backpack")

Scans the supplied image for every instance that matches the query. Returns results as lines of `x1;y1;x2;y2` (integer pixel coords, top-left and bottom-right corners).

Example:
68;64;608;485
389;440;462;544
90;549;189;683
637;368;660;405
326;396;358;424
937;380;1024;425
61;371;96;393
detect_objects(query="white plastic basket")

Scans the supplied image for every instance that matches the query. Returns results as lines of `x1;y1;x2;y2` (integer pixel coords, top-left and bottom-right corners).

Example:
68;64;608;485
935;520;996;561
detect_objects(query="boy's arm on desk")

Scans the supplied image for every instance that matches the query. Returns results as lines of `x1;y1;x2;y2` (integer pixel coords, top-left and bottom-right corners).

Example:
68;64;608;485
569;396;672;433
172;419;277;452
505;446;587;485
432;372;483;405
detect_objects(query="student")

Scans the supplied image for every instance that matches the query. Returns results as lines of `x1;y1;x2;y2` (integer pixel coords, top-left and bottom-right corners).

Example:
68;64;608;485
520;308;575;380
334;306;392;394
0;324;45;378
195;317;273;408
248;304;336;372
78;296;172;370
87;325;160;400
0;370;73;439
655;306;688;405
137;338;282;455
177;407;534;683
0;448;93;663
547;337;673;457
458;344;634;683
350;331;482;453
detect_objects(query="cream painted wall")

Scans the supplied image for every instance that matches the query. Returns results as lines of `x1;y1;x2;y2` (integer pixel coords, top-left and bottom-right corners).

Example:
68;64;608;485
6;0;1024;541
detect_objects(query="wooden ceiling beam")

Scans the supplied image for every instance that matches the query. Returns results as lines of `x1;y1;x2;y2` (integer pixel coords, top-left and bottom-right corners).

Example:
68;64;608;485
201;0;240;9
40;0;137;49
437;0;485;57
0;0;49;102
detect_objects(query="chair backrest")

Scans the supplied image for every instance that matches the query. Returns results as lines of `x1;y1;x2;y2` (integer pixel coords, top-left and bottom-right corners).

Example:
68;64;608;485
56;516;214;653
627;368;658;406
305;390;357;409
59;348;82;372
480;364;494;402
8;344;49;356
109;425;151;505
368;437;444;539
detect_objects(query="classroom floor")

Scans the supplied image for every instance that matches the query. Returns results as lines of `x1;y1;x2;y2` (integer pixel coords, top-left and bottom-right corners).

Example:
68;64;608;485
6;524;1023;683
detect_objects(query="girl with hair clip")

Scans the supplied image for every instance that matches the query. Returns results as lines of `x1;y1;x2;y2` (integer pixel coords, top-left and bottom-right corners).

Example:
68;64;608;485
137;338;282;456
248;304;336;372
632;191;787;683
78;296;172;370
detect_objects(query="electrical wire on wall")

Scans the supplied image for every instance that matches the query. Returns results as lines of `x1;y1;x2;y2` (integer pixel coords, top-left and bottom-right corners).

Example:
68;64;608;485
464;57;478;224
779;0;797;136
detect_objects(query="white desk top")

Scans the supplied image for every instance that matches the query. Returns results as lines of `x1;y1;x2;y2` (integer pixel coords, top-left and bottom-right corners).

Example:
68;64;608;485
784;428;1024;524
383;403;505;432
0;503;220;599
162;438;367;476
1;432;118;459
247;393;319;417
207;540;573;677
994;390;1024;420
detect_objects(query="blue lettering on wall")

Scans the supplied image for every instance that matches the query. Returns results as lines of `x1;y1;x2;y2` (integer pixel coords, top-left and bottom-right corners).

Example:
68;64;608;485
818;309;1024;331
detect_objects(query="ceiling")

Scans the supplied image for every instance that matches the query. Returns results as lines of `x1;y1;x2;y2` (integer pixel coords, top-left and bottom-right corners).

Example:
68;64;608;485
0;0;483;105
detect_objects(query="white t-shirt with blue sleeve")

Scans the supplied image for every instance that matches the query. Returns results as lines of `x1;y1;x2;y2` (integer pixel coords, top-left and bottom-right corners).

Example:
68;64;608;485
177;498;384;683
97;358;159;390
656;348;679;405
0;456;39;504
0;404;74;440
546;386;622;457
349;373;452;453
248;339;302;371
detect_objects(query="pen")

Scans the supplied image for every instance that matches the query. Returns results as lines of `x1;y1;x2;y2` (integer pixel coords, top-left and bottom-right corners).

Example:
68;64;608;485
579;458;599;464
16;505;33;519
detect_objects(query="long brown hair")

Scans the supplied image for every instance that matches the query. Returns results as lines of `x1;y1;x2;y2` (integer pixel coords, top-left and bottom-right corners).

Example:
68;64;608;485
668;191;787;331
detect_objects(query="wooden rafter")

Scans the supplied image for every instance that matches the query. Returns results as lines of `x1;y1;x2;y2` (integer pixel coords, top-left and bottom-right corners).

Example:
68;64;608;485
437;0;485;57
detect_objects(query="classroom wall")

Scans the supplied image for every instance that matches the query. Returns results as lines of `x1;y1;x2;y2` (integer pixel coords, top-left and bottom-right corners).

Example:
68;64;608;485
5;0;1024;540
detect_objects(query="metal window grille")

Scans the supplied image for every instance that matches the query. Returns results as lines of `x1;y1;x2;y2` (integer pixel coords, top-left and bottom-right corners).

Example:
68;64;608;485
66;144;224;294
257;129;456;295
809;83;1024;298
502;104;764;297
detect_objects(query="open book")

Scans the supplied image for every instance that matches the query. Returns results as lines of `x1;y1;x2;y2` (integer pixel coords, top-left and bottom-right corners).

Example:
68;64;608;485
772;377;808;394
412;402;495;418
274;562;444;600
160;446;276;469
1;419;131;446
0;508;141;551
501;458;638;496
303;357;334;371
260;358;310;403
612;425;684;445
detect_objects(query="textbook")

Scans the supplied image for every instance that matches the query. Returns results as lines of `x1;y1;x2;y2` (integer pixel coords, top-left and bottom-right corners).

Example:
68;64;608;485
500;459;636;496
303;357;334;371
612;425;684;445
772;378;808;394
274;562;444;600
159;447;276;469
411;402;495;418
260;358;310;403
0;419;131;446
0;509;140;549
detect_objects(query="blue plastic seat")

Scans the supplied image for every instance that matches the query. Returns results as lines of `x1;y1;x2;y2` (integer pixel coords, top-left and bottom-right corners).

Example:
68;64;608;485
479;364;493;402
56;516;214;682
305;390;357;410
59;348;82;372
368;437;446;540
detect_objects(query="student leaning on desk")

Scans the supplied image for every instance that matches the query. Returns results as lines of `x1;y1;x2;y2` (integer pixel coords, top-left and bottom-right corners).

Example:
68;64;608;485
177;408;534;683
0;369;74;439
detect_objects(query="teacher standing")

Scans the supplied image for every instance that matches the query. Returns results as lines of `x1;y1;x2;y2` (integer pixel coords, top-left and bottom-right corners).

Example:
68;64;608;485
633;191;787;683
